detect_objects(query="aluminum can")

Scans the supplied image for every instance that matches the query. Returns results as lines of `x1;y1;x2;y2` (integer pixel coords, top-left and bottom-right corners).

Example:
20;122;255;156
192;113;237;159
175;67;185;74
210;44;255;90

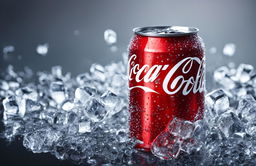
128;26;205;151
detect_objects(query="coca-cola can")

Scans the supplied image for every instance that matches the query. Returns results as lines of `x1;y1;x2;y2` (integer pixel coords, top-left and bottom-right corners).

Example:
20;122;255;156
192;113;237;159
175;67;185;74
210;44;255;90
128;26;205;151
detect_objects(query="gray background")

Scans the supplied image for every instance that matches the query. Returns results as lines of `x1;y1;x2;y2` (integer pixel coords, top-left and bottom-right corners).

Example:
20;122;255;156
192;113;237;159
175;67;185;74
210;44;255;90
0;1;255;165
0;0;255;75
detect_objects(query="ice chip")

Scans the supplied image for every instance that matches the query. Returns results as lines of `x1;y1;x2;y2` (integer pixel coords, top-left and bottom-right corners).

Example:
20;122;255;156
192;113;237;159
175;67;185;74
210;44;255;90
245;124;256;136
104;29;117;45
25;99;42;112
206;89;229;115
15;87;38;101
62;100;74;111
74;86;95;104
50;81;66;104
151;131;181;160
236;64;254;83
213;66;236;90
78;119;91;133
84;98;108;122
0;79;9;90
167;117;195;139
223;43;236;56
101;90;122;115
76;73;90;85
36;43;49;56
2;96;23;117
116;130;128;143
90;64;106;81
111;74;125;87
237;95;256;121
39;107;58;124
51;66;62;78
213;66;230;82
217;112;234;137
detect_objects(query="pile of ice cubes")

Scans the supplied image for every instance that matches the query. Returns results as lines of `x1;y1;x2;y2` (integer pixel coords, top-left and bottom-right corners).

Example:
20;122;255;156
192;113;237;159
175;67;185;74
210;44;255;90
1;60;256;165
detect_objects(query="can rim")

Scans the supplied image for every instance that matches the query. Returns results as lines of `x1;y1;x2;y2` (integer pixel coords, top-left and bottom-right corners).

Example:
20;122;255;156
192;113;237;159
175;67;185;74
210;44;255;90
133;26;199;37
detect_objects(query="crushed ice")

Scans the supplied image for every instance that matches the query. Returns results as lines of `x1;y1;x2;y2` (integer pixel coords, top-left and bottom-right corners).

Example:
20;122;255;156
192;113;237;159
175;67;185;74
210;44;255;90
1;56;256;165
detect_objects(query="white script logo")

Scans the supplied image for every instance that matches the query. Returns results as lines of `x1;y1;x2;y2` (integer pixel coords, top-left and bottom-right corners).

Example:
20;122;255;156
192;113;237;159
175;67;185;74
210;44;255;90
128;54;205;95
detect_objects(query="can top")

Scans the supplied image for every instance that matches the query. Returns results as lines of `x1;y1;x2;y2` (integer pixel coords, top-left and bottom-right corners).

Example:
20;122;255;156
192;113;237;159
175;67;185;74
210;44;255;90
133;26;199;37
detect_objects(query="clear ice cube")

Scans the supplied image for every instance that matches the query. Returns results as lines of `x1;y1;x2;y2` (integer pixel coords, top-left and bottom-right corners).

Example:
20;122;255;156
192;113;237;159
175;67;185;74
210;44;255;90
217;112;234;137
84;98;108;122
15;87;38;101
74;86;96;104
78;119;91;133
237;95;256;122
205;89;230;115
167;117;195;139
2;96;25;118
50;81;66;105
236;64;254;83
151;131;181;160
62;100;74;111
51;66;63;78
90;64;106;81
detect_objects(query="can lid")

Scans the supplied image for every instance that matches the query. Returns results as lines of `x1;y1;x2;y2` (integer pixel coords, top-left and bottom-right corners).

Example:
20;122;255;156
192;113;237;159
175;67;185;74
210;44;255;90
133;26;199;37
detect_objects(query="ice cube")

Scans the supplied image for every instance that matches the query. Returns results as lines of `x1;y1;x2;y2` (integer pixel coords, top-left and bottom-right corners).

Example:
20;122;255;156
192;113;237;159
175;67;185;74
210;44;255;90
223;43;236;56
90;64;106;81
217;112;234;137
0;79;9;90
213;66;236;89
236;64;254;83
25;99;42;112
76;73;90;85
51;66;62;78
78;119;91;133
237;95;256;122
116;130;128;143
8;81;20;90
167;117;195;139
245;124;256;136
101;91;122;116
36;43;49;56
151;131;181;160
39;107;58;124
50;81;66;105
15;87;38;101
206;89;230;115
75;86;96;104
84;98;108;122
2;96;24;118
111;74;126;87
104;29;117;45
62;100;74;111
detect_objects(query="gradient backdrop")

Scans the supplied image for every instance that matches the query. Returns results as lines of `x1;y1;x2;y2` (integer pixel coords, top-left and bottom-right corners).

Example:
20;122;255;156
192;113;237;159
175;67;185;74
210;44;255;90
0;0;255;166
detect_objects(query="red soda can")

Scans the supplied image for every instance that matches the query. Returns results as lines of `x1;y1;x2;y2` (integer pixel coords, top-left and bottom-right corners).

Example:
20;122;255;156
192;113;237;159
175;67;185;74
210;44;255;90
128;26;205;151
